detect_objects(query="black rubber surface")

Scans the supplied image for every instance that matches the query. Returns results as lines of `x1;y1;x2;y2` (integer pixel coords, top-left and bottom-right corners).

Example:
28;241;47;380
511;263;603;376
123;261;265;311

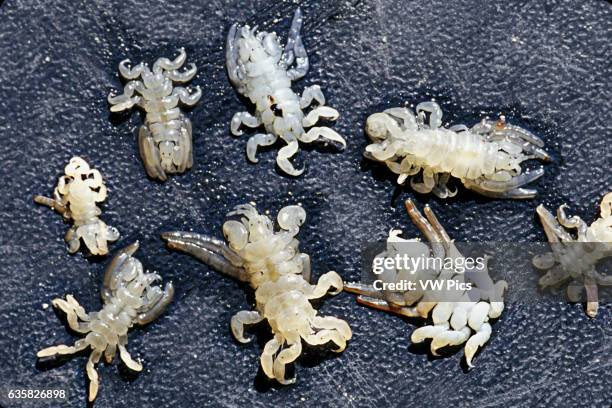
0;1;610;407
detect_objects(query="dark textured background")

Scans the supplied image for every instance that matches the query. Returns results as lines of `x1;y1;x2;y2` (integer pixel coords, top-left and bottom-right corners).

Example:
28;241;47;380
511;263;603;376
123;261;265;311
0;0;610;407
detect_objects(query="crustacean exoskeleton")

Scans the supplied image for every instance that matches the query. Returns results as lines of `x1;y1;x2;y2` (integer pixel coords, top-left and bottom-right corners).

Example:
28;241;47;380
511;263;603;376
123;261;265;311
534;192;612;317
162;203;351;384
37;242;174;401
364;102;551;198
34;156;119;256
108;48;201;181
345;200;507;367
226;8;346;176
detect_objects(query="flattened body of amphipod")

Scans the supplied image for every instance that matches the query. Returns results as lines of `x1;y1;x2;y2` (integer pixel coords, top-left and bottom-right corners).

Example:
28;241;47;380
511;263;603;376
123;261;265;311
226;8;346;176
37;242;174;402
108;48;202;181
534;192;612;317
345;200;507;368
34;156;119;256
364;102;551;199
162;203;351;384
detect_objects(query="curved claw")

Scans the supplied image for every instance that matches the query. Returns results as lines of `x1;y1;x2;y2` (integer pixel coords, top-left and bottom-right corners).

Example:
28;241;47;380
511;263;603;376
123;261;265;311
272;339;302;385
430;327;471;356
167;63;197;82
416;101;443;129
301;126;346;148
499;123;545;148
153;48;187;73
118;344;143;372
480;167;545;192
536;204;574;243
276;140;303;176
411;323;449;344
230;310;263;343
260;335;282;380
306;271;343;299
119;60;146;80
465;168;544;199
384;107;418;131
600;193;612;218
247;133;278;163
556;204;588;238
172;86;202;106
464;323;492;368
302;106;339;128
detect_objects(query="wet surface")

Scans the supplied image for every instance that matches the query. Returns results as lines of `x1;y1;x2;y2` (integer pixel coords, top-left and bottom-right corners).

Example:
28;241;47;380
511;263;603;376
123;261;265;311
0;0;610;407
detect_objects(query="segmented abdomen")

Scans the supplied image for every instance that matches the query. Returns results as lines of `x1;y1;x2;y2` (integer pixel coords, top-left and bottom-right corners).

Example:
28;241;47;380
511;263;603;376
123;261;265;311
245;62;302;124
415;129;500;180
144;101;183;144
86;301;135;349
66;194;100;227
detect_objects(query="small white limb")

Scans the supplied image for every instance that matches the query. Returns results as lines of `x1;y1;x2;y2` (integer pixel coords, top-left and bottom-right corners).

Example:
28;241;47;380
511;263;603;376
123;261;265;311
118;61;146;80
384;107;418;131
247;133;277;163
51;296;90;333
430;326;471;356
300;85;325;108
301;126;346;147
231;111;262;136
467;302;490;331
302;106;339;127
276;139;303;176
86;349;102;402
167;63;197;82
172;86;202;106
260;335;282;380
411;323;449;344
272;338;302;385
306;271;343;300
37;340;89;358
464;323;492;368
153;48;186;72
304;329;347;352
118;344;143;372
231;310;264;343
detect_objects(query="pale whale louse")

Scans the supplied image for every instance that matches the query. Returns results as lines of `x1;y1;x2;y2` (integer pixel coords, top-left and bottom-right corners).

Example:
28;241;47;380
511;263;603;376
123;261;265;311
533;192;612;317
37;242;174;402
345;200;507;368
226;8;346;176
108;48;202;181
364;102;551;199
162;204;351;384
34;157;119;256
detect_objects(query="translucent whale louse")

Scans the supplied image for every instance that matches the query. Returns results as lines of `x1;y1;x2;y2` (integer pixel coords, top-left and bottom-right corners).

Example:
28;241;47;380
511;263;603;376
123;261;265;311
364;102;550;199
345;200;507;368
162;203;351;384
34;156;119;256
108;48;202;181
37;242;174;402
226;8;346;176
533;192;612;317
